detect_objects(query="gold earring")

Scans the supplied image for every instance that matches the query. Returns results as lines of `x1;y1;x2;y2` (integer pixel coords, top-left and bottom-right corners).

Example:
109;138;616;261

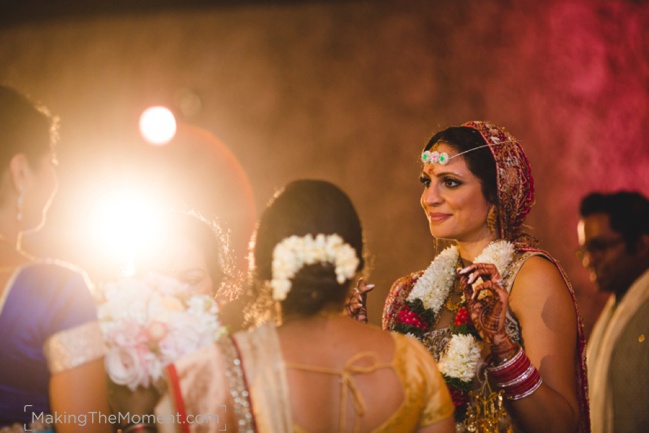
487;206;498;233
16;189;24;222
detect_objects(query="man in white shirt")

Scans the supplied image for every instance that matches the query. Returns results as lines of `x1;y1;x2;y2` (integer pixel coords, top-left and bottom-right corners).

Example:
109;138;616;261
577;191;649;433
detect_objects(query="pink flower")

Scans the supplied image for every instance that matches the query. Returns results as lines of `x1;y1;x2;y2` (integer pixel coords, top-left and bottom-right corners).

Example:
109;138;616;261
105;346;150;390
106;319;147;347
98;274;223;390
145;321;168;343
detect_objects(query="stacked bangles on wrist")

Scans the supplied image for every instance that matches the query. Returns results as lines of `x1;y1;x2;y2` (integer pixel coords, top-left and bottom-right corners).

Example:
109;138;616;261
488;345;543;400
121;423;158;433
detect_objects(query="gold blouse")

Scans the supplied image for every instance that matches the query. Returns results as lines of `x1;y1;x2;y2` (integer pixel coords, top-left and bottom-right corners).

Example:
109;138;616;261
292;332;454;433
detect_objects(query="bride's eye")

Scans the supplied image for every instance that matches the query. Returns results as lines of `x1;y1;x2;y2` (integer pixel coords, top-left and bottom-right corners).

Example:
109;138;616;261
419;176;431;188
443;177;461;188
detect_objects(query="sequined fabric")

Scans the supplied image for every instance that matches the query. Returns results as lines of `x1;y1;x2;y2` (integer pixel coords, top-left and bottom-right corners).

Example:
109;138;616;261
167;340;251;433
43;321;105;374
0;421;52;433
233;323;292;433
218;336;255;433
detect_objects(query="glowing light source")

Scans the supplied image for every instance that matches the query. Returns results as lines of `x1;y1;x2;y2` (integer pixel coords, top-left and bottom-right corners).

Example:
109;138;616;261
90;187;166;276
139;106;177;145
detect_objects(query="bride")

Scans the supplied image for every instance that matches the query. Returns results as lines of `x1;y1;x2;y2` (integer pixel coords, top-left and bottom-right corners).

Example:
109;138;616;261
376;121;590;433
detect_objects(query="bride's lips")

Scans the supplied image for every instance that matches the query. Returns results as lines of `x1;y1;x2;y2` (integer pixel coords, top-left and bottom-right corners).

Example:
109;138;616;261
428;212;451;222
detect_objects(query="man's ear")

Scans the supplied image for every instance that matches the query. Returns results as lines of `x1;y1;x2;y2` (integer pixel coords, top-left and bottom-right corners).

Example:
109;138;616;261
636;233;649;258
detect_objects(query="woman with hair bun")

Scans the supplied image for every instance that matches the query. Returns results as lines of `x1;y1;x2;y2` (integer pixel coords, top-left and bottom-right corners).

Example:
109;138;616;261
111;179;455;433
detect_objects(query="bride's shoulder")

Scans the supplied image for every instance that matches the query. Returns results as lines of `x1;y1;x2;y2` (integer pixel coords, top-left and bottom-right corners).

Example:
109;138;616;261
515;251;563;280
512;251;573;303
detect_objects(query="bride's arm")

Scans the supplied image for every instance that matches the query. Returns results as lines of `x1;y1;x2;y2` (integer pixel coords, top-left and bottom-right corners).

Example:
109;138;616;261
505;256;580;433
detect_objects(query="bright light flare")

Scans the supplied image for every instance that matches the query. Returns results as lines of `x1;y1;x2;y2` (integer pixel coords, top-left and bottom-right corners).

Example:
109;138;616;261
90;188;166;275
139;106;177;145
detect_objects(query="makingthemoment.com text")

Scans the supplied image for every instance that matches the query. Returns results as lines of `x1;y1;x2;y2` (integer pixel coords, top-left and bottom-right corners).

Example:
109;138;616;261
29;410;224;428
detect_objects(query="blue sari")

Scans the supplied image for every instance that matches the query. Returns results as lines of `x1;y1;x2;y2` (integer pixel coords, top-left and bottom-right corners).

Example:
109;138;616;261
0;261;102;430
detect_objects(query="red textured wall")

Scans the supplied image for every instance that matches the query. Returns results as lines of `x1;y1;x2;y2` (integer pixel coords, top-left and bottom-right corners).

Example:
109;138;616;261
1;0;647;337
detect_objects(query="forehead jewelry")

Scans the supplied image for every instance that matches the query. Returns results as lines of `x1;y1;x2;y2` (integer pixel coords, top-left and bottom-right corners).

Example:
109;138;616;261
421;140;510;165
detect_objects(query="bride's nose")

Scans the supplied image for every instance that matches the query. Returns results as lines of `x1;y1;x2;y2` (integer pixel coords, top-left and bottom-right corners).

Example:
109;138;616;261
421;183;443;207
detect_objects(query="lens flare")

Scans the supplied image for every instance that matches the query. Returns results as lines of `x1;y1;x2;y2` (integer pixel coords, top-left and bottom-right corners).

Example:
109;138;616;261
90;188;166;275
139;106;177;145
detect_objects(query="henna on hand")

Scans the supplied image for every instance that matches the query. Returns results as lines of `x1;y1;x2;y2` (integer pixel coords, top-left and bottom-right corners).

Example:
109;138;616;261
490;336;520;364
458;263;510;345
345;278;375;323
479;295;503;332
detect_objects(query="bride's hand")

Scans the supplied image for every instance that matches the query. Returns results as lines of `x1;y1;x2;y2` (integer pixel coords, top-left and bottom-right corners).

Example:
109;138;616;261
345;278;375;323
458;263;518;361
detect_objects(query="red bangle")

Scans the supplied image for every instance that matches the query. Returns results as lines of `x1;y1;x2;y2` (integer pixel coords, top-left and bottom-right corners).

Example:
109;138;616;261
489;345;524;374
487;346;543;400
122;423;158;433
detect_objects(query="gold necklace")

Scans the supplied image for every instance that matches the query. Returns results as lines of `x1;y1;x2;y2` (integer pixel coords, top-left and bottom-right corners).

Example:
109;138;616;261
443;256;465;313
443;278;463;313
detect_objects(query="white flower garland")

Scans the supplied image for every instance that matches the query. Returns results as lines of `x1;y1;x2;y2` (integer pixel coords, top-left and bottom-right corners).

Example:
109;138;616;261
407;245;459;310
270;233;360;301
408;240;515;383
438;334;483;382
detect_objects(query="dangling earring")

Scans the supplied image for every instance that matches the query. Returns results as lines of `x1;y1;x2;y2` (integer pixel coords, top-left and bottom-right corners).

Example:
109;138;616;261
16;189;24;222
487;205;498;233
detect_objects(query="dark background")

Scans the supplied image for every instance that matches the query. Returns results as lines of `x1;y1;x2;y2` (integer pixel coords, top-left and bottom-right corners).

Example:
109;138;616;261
2;0;648;336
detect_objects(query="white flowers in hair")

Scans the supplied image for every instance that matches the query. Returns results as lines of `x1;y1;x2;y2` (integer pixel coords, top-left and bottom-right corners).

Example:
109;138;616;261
271;233;360;301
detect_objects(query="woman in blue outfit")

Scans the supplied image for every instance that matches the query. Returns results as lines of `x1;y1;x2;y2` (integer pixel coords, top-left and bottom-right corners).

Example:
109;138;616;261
0;85;111;433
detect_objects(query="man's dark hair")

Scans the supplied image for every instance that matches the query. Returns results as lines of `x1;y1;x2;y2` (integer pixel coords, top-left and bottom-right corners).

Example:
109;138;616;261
579;191;649;253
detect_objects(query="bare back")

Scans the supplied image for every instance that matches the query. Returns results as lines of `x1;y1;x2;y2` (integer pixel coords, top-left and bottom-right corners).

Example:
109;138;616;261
277;315;454;433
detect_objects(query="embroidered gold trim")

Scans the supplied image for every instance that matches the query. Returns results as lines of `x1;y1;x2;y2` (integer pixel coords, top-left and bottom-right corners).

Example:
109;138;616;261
217;336;255;432
43;321;105;374
0;420;53;433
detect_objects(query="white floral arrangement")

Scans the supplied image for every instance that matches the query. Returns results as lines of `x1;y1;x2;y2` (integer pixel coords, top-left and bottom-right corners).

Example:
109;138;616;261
408;245;460;311
271;233;359;301
437;241;514;381
97;273;224;390
399;240;515;417
437;333;483;382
